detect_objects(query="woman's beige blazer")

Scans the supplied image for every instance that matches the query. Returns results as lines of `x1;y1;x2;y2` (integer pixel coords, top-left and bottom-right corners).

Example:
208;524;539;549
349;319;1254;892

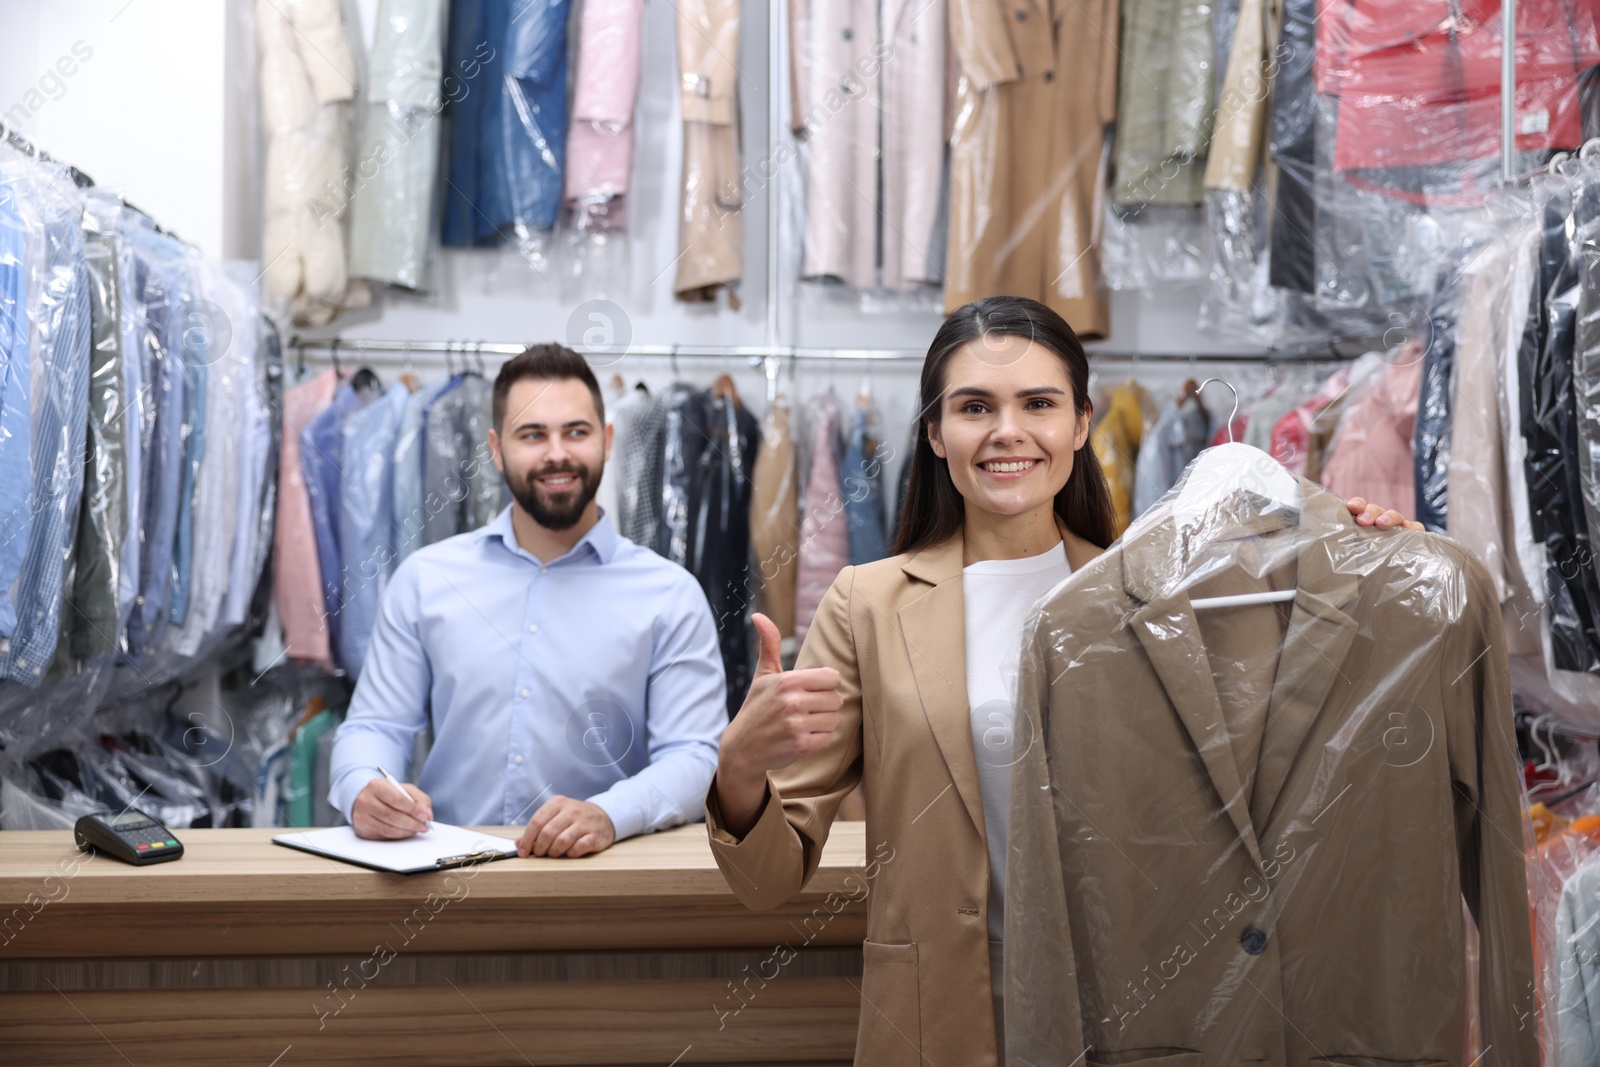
705;519;1102;1067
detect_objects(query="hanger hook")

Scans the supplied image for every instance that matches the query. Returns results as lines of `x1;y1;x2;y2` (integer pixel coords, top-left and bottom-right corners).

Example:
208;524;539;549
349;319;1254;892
1196;376;1240;443
330;337;342;376
670;344;680;378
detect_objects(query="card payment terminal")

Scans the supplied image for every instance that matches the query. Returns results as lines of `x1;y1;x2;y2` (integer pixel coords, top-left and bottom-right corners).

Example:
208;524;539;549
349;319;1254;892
75;809;184;866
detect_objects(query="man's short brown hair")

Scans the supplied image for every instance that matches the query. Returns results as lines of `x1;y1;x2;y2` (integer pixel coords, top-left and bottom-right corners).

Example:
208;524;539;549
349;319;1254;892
491;343;605;432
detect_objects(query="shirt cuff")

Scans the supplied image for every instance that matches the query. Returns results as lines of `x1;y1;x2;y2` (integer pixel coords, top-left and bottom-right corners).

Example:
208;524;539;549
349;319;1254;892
588;790;647;843
329;768;381;826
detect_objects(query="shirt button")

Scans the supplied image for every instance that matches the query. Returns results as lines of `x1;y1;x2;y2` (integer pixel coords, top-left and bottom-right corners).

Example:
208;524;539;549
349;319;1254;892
528;624;538;634
1044;70;1055;82
1015;8;1027;19
513;755;524;765
1240;926;1268;955
519;688;530;699
841;26;853;39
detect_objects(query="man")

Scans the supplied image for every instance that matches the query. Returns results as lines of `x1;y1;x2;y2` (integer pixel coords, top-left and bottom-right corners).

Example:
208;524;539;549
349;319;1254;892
328;344;727;857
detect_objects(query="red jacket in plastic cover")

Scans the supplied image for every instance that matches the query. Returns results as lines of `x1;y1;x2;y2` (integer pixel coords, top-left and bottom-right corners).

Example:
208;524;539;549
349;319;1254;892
1316;0;1600;172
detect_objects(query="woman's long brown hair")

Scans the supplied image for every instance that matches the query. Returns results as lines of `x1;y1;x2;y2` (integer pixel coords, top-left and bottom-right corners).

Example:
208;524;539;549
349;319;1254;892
892;296;1117;556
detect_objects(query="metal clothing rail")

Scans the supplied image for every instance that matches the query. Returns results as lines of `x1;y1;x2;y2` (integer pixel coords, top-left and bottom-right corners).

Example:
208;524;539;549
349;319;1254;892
287;338;928;363
1503;0;1517;182
286;336;1364;366
0;119;185;243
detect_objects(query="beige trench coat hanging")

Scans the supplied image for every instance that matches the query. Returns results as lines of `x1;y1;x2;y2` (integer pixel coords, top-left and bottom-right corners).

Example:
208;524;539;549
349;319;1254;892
880;0;946;290
799;0;880;290
675;0;744;303
799;0;945;291
945;0;1118;340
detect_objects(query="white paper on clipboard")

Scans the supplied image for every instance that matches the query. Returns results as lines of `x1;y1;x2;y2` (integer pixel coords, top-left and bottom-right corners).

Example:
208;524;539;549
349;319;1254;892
272;823;518;874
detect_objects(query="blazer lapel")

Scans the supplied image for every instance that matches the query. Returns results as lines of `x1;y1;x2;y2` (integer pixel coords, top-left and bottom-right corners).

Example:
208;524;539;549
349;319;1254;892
1120;505;1304;872
899;536;987;841
1251;500;1361;828
1130;594;1264;869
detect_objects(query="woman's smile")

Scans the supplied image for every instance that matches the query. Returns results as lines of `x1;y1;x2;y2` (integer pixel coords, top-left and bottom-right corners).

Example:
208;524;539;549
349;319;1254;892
977;456;1043;479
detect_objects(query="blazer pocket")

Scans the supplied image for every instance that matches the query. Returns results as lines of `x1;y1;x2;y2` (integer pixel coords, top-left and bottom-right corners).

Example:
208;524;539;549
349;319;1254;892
855;940;920;1066
1088;1052;1201;1066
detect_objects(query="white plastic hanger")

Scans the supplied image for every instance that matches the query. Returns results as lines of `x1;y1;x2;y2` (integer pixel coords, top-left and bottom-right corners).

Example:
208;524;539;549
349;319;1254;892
1174;378;1301;611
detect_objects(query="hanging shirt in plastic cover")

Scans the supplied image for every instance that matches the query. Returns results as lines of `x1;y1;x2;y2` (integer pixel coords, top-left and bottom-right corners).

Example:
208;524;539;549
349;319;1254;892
1411;300;1458;531
168;263;250;659
349;0;446;290
794;393;850;646
656;384;762;718
564;0;644;233
121;224;189;660
1132;398;1210;518
1522;178;1600;674
0;160;89;686
0;179;29;646
841;399;887;565
422;372;505;544
614;386;667;548
1091;383;1148;537
750;394;800;639
1577;211;1600;561
1447;219;1540;647
1004;448;1538;1067
944;0;1116;339
675;0;743;304
61;193;125;663
497;0;572;254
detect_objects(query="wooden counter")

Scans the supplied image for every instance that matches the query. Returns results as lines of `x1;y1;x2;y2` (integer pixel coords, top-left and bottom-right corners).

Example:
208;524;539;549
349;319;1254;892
0;823;869;1065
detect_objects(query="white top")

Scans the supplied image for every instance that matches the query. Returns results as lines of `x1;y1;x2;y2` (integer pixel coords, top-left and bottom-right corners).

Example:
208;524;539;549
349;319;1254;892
962;540;1072;943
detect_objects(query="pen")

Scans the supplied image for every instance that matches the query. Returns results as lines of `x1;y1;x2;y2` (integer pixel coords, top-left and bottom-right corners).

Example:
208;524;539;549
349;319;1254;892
376;765;432;830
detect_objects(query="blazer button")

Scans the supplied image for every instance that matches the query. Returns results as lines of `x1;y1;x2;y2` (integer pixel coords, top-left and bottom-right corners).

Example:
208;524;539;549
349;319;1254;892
1015;9;1028;19
1240;926;1268;955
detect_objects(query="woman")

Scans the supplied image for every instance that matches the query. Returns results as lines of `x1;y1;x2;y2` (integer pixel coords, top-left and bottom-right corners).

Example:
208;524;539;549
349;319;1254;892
706;296;1417;1066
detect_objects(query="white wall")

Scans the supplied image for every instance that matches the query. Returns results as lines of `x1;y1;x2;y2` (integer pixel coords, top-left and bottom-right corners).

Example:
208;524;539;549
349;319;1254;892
0;0;236;258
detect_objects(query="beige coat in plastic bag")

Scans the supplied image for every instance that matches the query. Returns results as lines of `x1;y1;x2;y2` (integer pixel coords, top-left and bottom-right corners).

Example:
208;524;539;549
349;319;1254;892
944;0;1118;340
674;0;743;303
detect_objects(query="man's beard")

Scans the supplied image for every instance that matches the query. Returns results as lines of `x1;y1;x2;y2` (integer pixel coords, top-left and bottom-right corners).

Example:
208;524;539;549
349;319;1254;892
508;460;603;531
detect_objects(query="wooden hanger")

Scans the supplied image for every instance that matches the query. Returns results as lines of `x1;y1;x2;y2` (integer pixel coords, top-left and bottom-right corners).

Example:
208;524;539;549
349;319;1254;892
711;372;740;405
289;695;328;741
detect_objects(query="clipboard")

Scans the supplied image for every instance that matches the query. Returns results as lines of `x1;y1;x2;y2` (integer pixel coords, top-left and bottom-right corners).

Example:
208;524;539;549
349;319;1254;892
272;823;519;875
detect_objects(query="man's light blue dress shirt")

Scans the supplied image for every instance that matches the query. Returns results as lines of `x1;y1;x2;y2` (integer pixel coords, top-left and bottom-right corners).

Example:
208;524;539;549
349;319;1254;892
338;381;410;674
0;182;32;641
328;506;727;838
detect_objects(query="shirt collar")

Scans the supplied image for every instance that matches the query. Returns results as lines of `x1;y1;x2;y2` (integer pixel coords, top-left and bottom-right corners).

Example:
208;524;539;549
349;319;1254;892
481;505;621;566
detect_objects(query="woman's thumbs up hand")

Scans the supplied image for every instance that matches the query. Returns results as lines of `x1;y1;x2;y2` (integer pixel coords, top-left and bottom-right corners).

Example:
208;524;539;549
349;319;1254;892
712;613;843;836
